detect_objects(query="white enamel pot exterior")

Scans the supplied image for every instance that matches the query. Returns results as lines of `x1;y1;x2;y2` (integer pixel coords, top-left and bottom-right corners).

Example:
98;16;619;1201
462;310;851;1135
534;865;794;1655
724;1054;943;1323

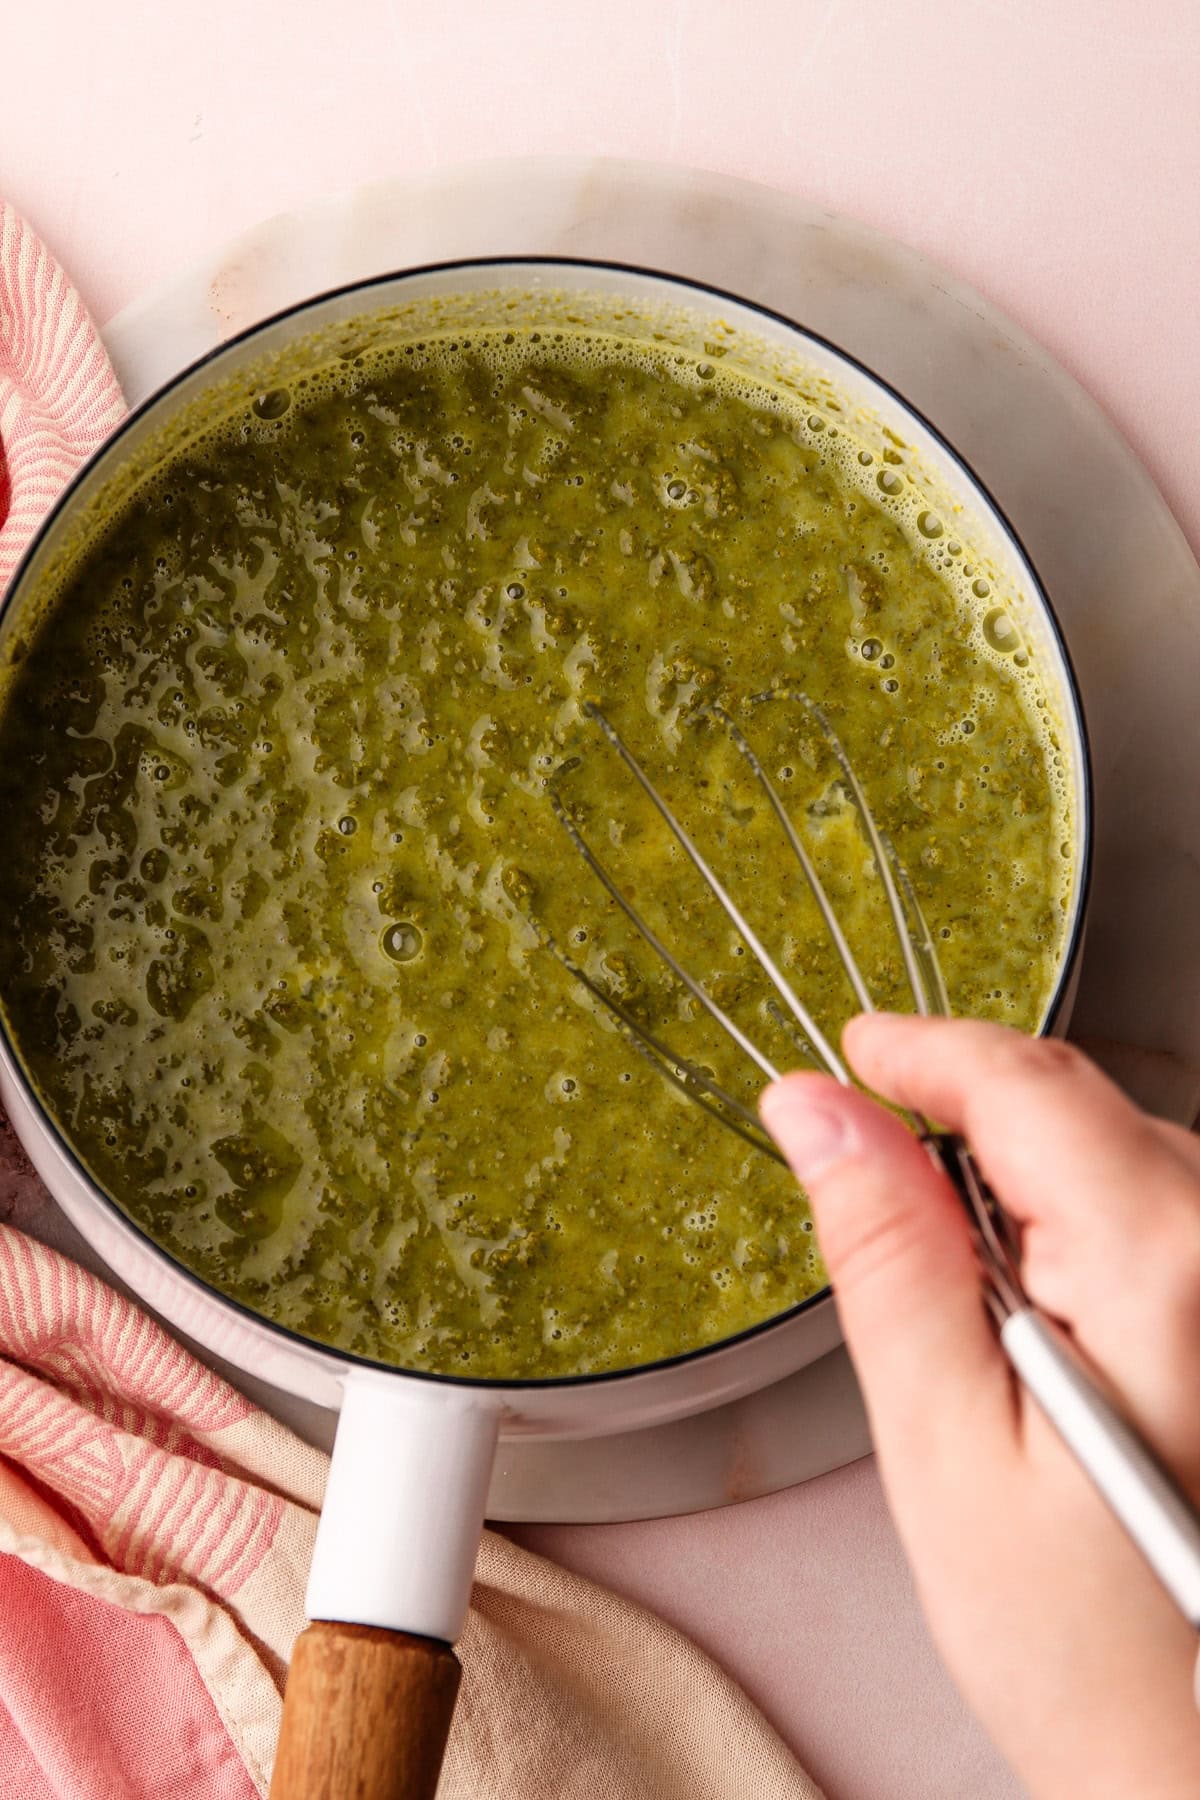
0;258;1092;1648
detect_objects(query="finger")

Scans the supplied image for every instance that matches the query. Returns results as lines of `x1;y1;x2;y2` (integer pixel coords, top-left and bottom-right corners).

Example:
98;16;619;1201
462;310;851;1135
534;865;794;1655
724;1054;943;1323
843;1014;1200;1478
759;1072;1013;1475
1150;1116;1200;1179
842;1014;1200;1244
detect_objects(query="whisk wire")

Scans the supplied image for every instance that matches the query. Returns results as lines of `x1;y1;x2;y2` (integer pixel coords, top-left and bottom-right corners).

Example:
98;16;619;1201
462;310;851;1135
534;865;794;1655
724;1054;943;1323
706;702;876;1017
549;694;1008;1273
888;848;953;1019
525;911;785;1163
578;703;851;1085
550;694;988;1217
547;784;784;1084
750;689;935;1018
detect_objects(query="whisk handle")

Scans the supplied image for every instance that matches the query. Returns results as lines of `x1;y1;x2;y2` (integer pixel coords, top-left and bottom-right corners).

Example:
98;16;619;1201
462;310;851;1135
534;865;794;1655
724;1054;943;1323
1001;1308;1200;1640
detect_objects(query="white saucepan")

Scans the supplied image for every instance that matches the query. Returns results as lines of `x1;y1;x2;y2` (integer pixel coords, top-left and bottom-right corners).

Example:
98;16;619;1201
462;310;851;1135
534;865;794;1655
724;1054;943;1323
0;258;1091;1800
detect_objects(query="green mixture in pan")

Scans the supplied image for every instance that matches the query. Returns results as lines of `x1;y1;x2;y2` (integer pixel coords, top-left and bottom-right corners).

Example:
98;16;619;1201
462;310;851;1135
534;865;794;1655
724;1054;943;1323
0;327;1071;1376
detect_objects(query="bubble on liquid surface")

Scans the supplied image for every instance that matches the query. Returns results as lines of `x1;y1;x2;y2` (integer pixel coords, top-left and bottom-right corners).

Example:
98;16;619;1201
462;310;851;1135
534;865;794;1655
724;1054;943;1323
861;638;883;662
382;922;423;963
982;607;1020;654
917;510;944;539
253;388;291;420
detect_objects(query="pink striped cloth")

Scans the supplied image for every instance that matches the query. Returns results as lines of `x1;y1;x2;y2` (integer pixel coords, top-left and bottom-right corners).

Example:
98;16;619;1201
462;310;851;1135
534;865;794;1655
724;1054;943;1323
0;202;124;592
0;202;821;1799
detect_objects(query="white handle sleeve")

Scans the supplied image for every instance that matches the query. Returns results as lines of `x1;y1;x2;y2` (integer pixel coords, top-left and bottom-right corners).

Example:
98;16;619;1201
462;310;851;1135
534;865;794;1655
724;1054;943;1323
305;1369;499;1644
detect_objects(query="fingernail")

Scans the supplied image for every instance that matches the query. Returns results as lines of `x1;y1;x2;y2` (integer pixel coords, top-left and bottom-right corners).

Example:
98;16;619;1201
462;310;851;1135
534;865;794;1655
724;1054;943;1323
760;1085;856;1180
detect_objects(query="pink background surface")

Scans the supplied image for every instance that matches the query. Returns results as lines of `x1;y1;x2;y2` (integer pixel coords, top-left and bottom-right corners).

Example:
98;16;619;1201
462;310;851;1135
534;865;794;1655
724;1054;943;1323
4;3;1199;1796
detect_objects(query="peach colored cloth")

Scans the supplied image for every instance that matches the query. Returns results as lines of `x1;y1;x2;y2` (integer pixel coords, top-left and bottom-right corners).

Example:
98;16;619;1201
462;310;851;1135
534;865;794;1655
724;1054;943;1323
0;202;822;1797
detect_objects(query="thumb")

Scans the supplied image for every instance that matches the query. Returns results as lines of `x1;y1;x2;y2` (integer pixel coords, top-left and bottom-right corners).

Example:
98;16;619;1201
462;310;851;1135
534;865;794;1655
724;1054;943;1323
759;1072;1011;1463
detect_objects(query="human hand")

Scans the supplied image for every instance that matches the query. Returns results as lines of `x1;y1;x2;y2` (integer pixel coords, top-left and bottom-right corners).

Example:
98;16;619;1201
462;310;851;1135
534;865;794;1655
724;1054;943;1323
760;1016;1200;1800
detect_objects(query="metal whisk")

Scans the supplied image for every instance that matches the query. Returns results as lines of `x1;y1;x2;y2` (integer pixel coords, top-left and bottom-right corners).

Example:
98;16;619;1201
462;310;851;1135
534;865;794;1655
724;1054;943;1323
547;692;1200;1664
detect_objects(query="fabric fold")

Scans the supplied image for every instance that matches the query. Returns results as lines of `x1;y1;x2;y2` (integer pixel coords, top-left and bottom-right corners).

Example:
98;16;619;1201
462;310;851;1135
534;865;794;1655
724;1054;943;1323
0;200;124;592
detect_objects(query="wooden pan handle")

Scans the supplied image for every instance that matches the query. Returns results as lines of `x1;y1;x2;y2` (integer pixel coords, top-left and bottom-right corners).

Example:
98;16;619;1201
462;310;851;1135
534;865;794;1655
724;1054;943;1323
269;1621;461;1800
